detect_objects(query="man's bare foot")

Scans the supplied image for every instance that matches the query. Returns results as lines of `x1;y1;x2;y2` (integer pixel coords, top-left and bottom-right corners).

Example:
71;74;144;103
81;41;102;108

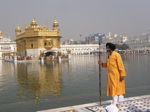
116;104;119;108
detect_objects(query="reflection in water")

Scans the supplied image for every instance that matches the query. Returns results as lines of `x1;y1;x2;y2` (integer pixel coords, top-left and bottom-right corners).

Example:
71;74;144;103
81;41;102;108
0;61;15;93
0;55;150;112
15;61;63;103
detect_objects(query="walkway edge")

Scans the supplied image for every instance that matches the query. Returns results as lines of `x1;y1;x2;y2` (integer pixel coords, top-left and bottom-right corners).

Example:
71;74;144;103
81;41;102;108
37;95;150;112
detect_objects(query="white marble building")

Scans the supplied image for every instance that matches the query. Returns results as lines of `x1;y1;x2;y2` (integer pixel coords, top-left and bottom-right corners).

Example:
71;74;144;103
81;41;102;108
60;44;105;55
0;31;16;59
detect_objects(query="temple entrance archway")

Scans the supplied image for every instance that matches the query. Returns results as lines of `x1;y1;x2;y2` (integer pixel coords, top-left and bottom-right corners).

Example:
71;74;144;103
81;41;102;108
45;52;54;56
44;49;58;57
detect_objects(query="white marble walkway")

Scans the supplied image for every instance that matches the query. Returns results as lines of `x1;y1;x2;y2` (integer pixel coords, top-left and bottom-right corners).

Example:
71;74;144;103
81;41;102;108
37;95;150;112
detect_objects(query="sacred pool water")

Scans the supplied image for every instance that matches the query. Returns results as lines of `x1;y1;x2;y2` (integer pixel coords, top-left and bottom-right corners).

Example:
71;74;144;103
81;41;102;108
0;54;150;112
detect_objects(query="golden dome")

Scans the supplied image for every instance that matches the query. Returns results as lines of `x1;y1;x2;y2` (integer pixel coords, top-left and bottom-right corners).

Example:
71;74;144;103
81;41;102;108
30;18;38;26
53;20;59;27
0;31;4;37
15;26;22;31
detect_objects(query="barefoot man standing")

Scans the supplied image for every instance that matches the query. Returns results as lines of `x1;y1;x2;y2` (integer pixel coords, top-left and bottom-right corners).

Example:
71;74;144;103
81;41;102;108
98;43;126;111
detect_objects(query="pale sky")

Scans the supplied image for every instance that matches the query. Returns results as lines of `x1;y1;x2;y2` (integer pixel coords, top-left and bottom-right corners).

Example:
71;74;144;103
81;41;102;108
0;0;150;42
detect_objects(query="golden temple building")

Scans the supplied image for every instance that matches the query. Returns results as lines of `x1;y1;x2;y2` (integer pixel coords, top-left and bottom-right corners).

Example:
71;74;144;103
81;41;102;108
15;19;61;57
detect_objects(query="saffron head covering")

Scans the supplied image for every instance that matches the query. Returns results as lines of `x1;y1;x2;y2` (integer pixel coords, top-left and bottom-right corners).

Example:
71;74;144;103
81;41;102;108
106;43;116;51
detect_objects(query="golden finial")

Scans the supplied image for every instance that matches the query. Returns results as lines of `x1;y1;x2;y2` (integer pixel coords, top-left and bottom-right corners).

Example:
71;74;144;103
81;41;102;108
15;26;22;31
30;18;38;26
53;20;59;27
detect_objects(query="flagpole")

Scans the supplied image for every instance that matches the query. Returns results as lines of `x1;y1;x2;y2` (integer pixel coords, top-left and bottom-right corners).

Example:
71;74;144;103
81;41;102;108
99;40;102;106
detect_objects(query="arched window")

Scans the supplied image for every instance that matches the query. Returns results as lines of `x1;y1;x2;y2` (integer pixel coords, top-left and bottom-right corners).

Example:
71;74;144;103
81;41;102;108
31;44;33;48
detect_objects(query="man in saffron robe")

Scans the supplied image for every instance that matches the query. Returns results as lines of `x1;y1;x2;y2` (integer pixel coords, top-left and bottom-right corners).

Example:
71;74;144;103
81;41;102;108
98;43;126;109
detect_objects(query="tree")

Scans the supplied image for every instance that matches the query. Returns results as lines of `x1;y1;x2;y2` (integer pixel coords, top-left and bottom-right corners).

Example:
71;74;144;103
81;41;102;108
115;43;129;50
73;41;78;44
80;41;86;44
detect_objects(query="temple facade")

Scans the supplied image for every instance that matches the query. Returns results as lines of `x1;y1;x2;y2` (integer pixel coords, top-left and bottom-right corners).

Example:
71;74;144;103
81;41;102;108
15;19;61;58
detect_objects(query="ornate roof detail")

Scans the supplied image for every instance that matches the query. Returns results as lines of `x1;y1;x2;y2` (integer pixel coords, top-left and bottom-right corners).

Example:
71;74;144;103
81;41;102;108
53;20;59;27
30;18;38;27
0;31;5;37
15;26;22;31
